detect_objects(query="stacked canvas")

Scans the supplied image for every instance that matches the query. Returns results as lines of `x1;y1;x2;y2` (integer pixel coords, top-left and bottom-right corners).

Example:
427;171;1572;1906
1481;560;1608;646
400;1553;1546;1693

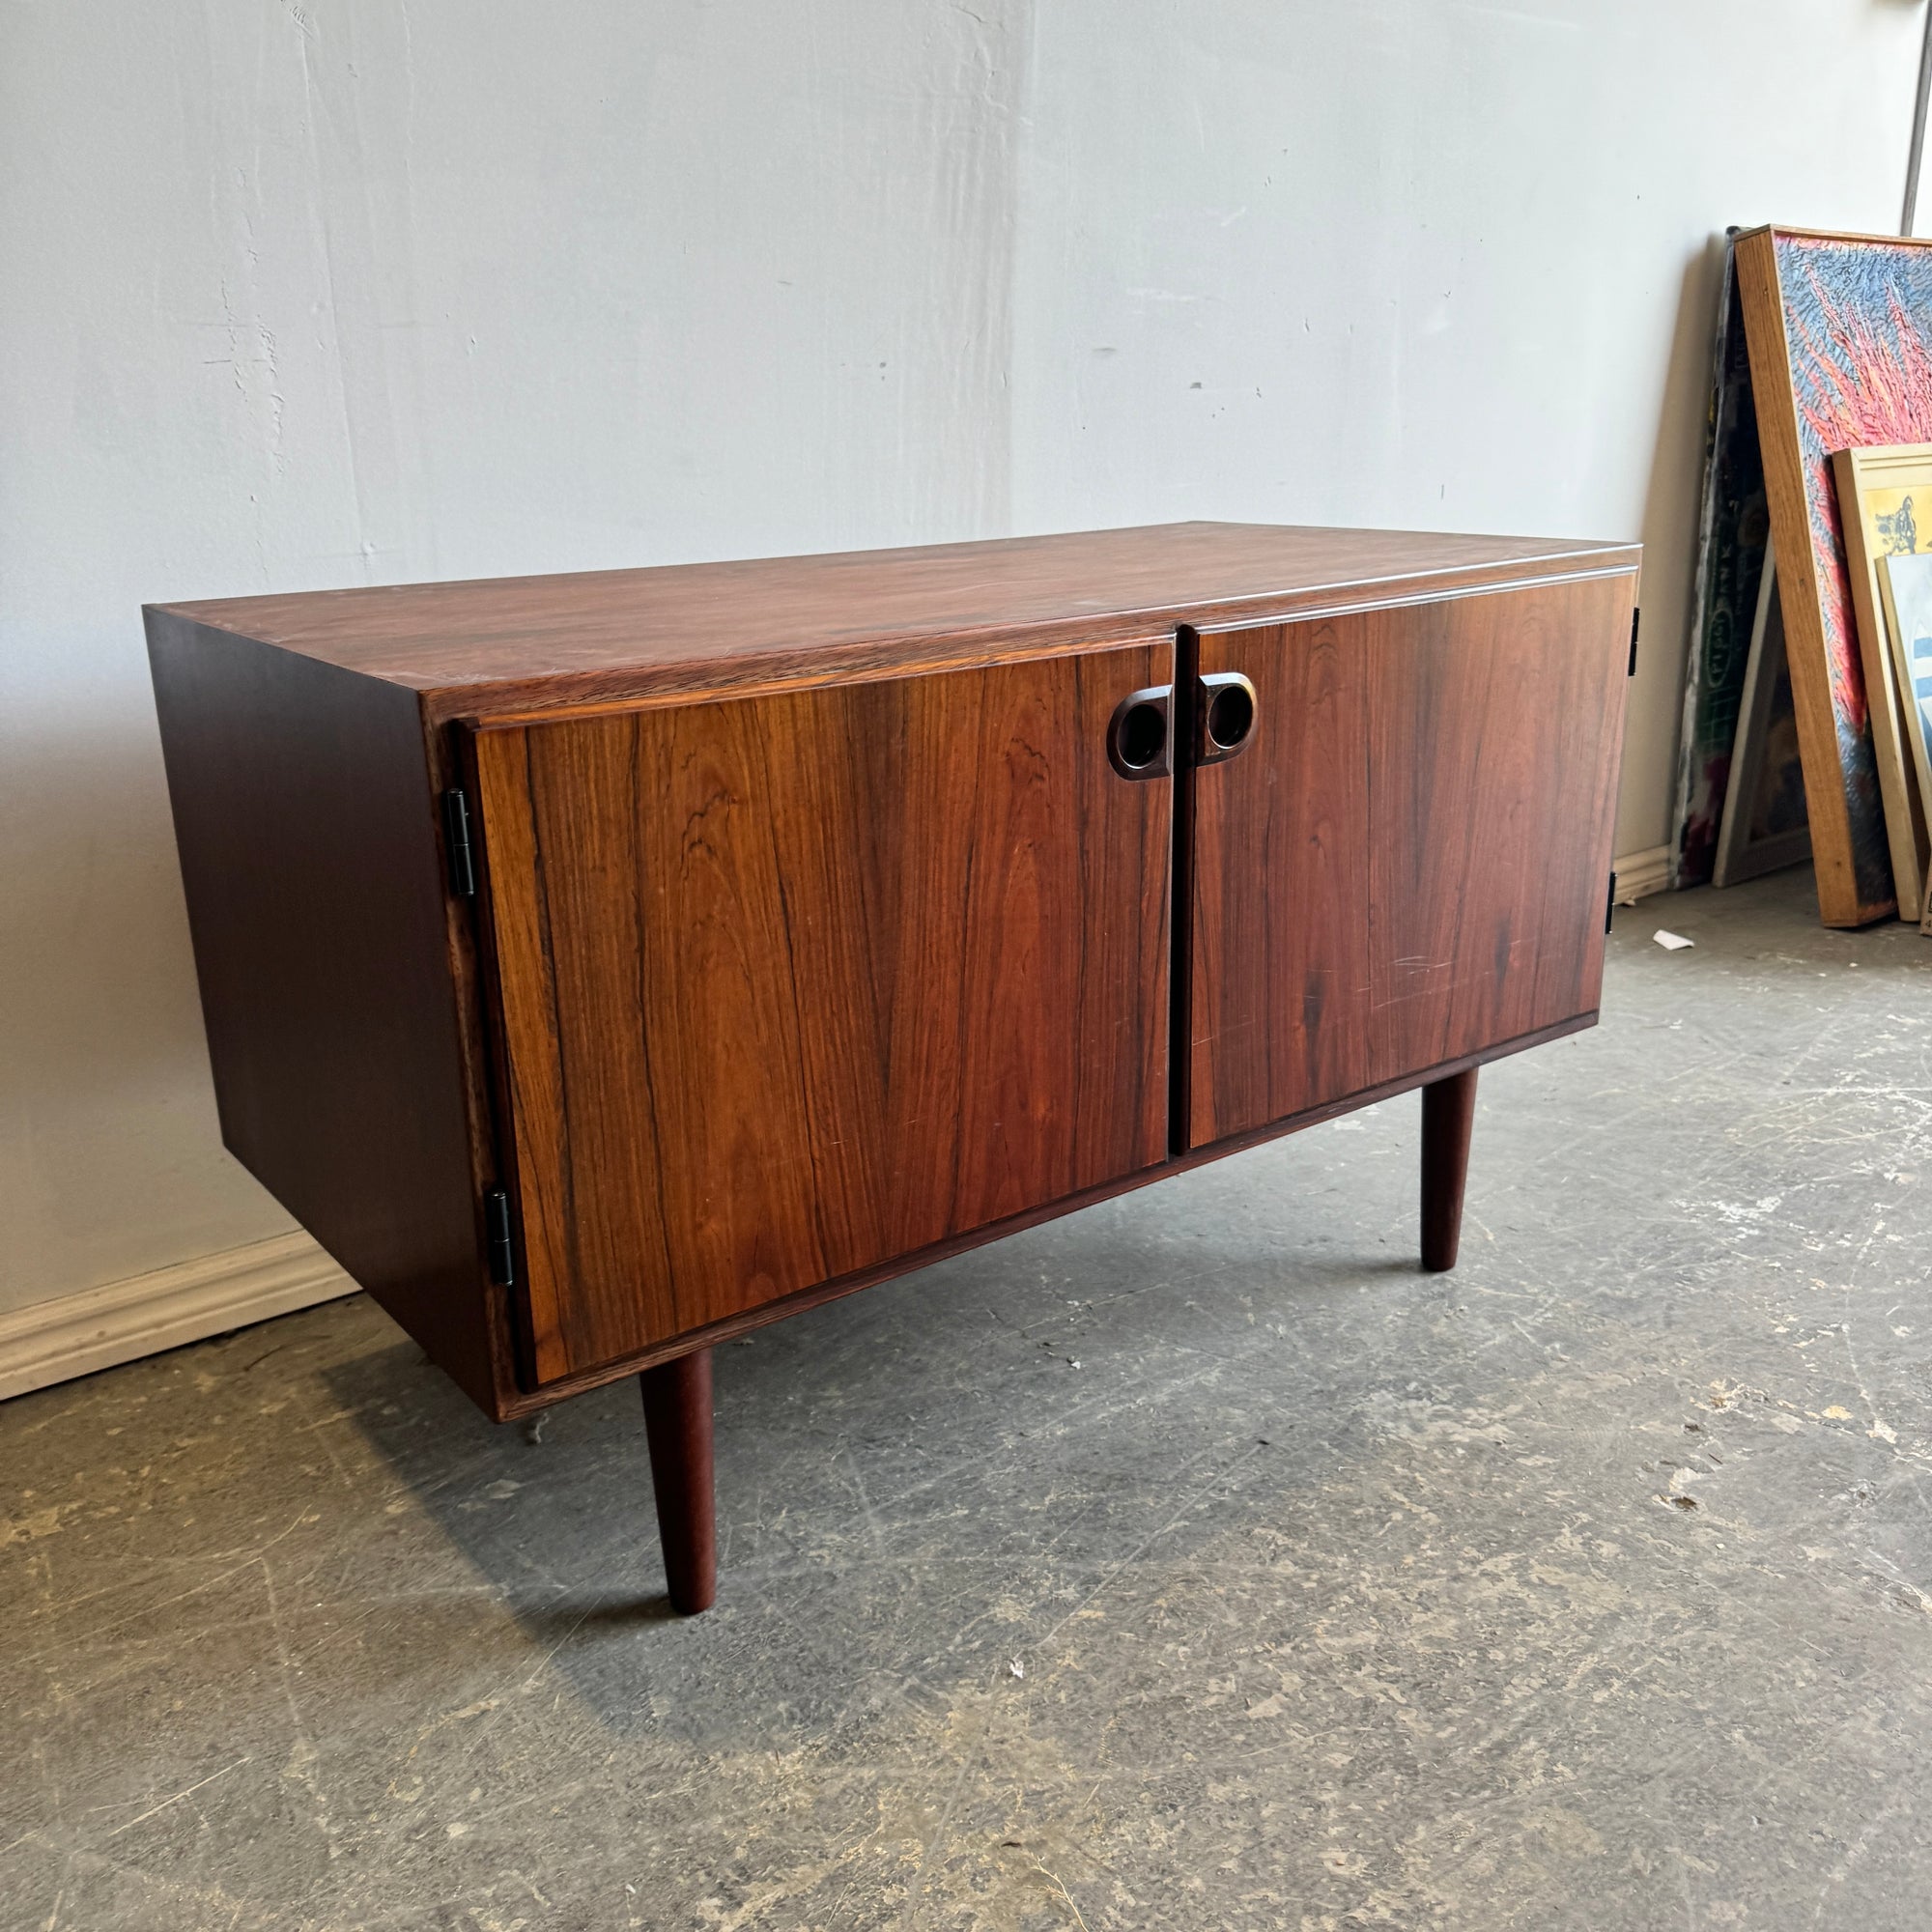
1876;544;1932;930
1833;445;1932;929
1676;226;1932;930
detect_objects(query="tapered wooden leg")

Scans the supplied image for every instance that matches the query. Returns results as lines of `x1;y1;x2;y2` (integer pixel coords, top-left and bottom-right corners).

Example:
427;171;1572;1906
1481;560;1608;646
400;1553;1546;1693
1420;1067;1478;1273
639;1349;716;1613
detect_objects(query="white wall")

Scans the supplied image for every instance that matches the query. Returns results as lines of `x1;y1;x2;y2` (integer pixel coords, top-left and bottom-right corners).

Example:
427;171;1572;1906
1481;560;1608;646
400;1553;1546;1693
2;0;1922;1321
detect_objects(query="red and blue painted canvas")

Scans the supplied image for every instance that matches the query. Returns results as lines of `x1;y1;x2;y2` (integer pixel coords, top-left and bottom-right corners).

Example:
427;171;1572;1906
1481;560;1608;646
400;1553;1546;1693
1771;232;1932;916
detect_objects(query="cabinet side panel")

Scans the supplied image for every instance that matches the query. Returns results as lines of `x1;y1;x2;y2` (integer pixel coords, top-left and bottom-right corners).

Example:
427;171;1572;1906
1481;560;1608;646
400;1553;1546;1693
1189;622;1373;1144
473;645;1172;1381
1367;577;1634;1079
146;614;498;1412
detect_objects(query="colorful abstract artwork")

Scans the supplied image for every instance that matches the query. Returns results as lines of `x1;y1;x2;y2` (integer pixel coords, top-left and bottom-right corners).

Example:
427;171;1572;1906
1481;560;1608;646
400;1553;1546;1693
1673;236;1776;888
1778;235;1932;907
1829;441;1932;903
1782;238;1932;733
1879;548;1932;870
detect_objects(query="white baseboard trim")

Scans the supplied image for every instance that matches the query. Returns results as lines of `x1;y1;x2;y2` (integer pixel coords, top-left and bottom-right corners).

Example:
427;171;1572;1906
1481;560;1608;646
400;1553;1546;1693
1612;843;1673;904
0;1233;356;1404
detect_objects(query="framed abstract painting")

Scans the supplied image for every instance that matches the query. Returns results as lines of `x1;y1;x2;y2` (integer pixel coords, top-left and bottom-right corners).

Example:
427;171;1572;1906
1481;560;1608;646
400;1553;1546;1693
1831;442;1932;903
1674;233;1775;890
1735;226;1932;925
1877;548;1932;918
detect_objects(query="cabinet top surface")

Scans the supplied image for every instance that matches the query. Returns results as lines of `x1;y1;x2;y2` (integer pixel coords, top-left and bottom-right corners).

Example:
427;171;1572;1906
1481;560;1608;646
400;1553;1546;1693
152;521;1639;712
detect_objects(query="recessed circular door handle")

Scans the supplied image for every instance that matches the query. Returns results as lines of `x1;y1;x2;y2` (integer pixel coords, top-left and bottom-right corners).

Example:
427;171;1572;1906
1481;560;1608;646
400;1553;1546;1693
1106;685;1175;781
1196;671;1259;766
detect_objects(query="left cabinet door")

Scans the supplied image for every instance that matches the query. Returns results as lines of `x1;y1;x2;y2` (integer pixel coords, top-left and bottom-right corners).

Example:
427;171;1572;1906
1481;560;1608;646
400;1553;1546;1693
467;645;1174;1385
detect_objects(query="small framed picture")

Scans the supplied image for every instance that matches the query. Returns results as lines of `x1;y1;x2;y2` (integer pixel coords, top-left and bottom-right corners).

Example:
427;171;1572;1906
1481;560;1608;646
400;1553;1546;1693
1877;547;1932;922
1831;443;1932;909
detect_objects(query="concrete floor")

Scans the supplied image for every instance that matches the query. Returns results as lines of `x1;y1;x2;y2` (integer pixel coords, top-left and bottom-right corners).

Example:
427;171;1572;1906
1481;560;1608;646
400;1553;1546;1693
5;867;1932;1931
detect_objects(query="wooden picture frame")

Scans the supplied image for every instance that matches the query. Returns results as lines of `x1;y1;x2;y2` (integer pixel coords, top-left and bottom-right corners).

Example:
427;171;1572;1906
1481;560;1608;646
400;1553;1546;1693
1831;443;1932;905
1713;538;1812;887
1674;233;1773;889
1734;226;1932;925
1877;548;1932;919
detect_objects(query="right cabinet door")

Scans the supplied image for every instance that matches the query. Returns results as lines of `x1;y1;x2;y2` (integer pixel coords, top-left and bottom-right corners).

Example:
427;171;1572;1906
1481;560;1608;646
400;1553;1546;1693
1186;575;1634;1148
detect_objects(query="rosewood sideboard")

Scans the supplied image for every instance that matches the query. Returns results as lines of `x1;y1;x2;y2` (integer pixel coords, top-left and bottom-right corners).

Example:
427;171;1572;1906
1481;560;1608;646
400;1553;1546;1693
147;523;1639;1612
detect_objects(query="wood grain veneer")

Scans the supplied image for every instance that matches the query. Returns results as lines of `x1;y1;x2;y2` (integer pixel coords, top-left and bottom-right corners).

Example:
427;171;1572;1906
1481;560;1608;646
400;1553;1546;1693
144;613;503;1411
1365;574;1633;1077
146;521;1639;1432
478;1012;1595;1420
1184;577;1632;1144
1187;618;1373;1141
153;522;1637;720
469;645;1172;1383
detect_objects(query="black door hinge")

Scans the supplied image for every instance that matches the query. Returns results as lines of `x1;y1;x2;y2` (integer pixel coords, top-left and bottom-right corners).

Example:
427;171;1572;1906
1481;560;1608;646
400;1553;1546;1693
484;1187;516;1287
1606;871;1618;933
1628;609;1640;677
441;788;476;898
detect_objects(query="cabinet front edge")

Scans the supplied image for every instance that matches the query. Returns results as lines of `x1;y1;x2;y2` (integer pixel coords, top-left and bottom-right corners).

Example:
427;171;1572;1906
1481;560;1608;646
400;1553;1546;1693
1184;560;1641;636
420;554;1641;726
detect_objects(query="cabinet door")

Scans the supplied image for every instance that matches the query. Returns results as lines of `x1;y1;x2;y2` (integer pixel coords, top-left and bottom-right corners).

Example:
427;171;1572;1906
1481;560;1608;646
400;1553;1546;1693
1364;576;1631;1080
1185;617;1373;1146
1186;577;1632;1146
469;646;1173;1384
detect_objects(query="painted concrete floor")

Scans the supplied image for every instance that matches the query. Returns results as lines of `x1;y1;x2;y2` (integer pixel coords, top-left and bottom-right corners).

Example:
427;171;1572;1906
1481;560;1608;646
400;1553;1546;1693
5;867;1932;1931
